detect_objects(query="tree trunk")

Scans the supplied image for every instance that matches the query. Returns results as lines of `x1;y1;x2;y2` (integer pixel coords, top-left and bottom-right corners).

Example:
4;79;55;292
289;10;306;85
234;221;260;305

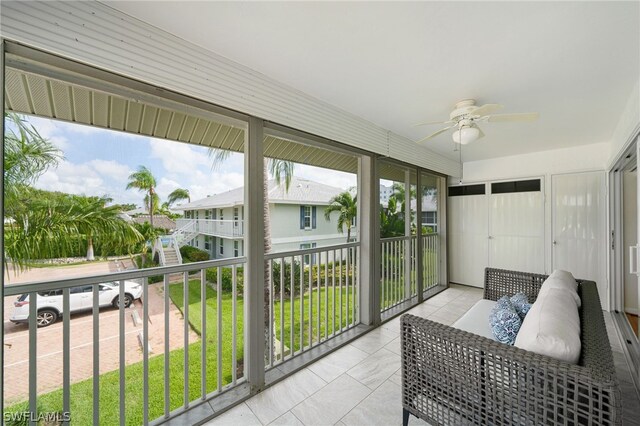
263;161;273;360
86;236;95;261
346;226;351;243
149;187;155;227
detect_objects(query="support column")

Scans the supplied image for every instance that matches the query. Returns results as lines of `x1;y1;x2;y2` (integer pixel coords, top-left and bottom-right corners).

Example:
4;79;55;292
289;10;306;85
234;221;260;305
0;38;5;417
438;176;448;287
416;172;424;303
244;117;265;392
358;155;380;325
404;171;412;300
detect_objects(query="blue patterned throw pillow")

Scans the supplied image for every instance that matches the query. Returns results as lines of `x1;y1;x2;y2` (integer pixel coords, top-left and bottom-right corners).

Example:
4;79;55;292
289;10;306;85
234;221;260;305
489;298;522;345
510;293;532;320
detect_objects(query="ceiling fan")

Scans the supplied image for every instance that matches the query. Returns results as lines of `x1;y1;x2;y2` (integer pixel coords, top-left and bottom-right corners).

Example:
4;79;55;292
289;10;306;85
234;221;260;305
415;99;539;145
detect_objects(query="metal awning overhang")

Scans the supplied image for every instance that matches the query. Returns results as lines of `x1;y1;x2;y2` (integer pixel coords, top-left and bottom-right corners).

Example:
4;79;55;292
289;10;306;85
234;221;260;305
4;59;359;175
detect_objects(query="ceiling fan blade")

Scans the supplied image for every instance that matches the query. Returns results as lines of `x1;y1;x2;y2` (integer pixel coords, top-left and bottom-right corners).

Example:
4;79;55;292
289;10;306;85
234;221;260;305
416;126;454;143
472;103;504;117
487;112;539;123
414;120;454;127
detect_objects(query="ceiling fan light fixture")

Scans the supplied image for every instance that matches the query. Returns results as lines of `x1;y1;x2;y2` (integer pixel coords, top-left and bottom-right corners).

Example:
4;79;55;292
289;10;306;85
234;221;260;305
452;125;480;145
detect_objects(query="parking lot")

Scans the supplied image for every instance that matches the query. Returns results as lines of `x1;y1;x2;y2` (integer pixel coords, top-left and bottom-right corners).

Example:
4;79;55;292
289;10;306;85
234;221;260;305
2;261;197;404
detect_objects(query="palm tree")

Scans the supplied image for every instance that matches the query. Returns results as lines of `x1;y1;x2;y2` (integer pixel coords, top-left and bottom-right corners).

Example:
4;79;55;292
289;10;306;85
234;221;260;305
4;113;62;216
209;148;294;341
5;195;142;269
71;195;142;261
324;191;357;242
126;166;157;226
167;188;191;206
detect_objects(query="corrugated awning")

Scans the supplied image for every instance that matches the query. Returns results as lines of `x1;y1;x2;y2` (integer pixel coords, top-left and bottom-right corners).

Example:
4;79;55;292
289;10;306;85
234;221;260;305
4;64;359;174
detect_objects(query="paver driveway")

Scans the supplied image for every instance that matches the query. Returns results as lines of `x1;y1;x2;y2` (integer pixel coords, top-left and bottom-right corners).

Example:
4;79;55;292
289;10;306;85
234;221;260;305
2;261;198;404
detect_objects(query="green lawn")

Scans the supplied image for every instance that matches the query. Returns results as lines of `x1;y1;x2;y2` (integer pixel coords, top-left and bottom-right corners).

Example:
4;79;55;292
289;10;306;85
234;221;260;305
5;273;356;425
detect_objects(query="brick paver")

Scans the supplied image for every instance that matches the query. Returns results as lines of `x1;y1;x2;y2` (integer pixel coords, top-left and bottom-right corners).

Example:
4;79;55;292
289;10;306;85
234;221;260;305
2;261;198;405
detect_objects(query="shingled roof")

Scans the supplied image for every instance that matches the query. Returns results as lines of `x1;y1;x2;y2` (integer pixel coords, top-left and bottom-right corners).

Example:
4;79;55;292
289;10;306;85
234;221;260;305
173;177;346;210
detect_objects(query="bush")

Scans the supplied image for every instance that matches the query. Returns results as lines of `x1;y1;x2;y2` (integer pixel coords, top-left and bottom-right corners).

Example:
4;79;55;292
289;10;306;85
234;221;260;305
206;267;243;293
179;245;210;262
134;254;163;284
271;259;303;296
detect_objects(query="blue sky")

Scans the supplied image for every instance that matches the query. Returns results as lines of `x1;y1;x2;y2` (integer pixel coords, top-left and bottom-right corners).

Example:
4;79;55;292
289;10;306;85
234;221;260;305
17;115;357;208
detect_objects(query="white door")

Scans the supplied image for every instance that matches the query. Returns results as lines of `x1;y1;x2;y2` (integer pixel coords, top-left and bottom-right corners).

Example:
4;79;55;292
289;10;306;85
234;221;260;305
489;191;545;274
448;193;488;288
552;172;607;307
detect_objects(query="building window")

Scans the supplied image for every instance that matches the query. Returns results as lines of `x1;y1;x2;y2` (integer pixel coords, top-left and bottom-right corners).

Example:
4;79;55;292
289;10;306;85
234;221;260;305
219;208;224;221
234;241;239;257
422;211;437;233
300;242;317;265
205;209;211;220
299;206;316;230
219;239;224;255
204;236;211;251
233;207;239;227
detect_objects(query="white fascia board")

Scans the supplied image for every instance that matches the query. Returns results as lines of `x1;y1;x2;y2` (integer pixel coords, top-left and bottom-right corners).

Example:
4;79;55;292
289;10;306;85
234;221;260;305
0;1;460;176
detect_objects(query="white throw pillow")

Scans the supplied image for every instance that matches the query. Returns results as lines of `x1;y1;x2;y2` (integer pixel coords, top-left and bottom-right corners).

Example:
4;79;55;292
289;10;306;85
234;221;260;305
538;269;581;307
515;287;581;364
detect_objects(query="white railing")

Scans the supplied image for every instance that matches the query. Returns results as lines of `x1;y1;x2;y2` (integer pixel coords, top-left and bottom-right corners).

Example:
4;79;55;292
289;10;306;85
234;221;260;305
155;237;166;266
380;233;439;312
264;242;360;368
176;219;244;239
171;219;198;247
2;258;245;425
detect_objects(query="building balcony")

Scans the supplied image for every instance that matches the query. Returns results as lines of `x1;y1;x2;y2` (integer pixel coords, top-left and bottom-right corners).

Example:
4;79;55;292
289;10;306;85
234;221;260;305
176;218;244;239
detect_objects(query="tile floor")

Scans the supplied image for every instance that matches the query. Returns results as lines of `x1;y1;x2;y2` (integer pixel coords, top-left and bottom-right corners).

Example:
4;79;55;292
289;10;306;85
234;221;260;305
206;284;640;426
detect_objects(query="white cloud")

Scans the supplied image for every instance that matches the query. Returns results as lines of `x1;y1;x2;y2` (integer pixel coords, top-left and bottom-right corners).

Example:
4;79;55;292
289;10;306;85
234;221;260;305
155;177;183;201
88;159;132;183
34;160;140;205
149;138;210;175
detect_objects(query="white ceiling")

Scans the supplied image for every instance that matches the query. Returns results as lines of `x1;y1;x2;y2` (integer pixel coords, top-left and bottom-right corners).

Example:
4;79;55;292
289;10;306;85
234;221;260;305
104;1;639;162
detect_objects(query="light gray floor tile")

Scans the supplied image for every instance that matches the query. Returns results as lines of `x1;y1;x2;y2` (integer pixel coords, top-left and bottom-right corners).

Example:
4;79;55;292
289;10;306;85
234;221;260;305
380;315;402;333
246;368;327;424
407;303;440;317
384;336;401;355
388;368;402;386
291;374;371;426
341;379;402;426
269;411;305;426
205;403;262;426
347;347;401;389
307;344;369;383
350;327;397;354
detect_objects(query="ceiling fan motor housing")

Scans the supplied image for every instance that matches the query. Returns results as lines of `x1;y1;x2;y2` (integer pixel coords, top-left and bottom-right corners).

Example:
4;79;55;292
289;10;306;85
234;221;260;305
450;99;479;121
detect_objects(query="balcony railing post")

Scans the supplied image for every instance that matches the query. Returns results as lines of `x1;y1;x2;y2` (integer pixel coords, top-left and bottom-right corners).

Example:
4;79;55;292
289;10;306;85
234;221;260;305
416;172;424;302
404;170;412;301
358;155;380;325
244;116;266;392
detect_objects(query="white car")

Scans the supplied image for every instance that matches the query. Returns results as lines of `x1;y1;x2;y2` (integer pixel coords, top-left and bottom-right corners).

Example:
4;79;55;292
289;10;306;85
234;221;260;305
10;281;143;327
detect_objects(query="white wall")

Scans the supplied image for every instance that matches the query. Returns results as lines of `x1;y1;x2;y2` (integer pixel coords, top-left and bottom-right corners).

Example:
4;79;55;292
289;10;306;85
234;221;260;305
609;79;640;168
461;142;610;183
451;143;609;306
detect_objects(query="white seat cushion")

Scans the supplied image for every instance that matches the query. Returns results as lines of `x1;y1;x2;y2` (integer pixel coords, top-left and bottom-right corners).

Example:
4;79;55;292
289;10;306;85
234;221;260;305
514;287;581;364
452;299;498;341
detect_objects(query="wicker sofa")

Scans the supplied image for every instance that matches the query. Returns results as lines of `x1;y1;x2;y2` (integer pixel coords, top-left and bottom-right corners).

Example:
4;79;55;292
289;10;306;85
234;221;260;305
401;268;621;426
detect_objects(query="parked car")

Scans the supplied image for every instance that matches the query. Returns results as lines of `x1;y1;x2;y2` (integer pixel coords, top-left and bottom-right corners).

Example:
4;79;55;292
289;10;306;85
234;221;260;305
10;281;143;327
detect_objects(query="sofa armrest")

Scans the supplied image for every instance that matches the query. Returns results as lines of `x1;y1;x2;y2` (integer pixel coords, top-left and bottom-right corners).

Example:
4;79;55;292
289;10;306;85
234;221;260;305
401;314;620;425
